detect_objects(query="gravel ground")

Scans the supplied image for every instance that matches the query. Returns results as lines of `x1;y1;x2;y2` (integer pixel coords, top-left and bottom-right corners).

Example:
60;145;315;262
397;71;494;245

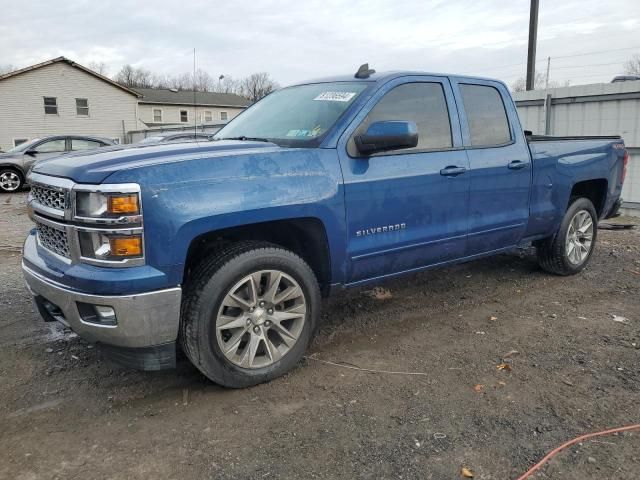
1;190;639;480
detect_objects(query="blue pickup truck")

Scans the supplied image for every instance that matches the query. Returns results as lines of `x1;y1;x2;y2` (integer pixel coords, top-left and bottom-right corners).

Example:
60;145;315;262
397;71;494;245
22;66;628;387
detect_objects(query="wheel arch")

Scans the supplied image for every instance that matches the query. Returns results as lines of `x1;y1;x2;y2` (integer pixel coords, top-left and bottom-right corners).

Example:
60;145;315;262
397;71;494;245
183;217;333;297
569;178;608;218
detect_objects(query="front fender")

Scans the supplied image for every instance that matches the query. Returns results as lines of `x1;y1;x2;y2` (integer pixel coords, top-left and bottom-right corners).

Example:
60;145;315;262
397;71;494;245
107;148;347;286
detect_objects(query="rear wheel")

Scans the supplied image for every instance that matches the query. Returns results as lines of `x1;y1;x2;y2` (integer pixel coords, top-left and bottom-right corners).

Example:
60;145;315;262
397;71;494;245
0;168;23;193
180;241;320;388
536;198;598;275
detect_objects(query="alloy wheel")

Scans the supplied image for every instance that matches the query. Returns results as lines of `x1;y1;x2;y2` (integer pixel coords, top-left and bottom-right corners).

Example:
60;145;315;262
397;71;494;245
215;269;307;369
565;209;594;265
0;171;21;192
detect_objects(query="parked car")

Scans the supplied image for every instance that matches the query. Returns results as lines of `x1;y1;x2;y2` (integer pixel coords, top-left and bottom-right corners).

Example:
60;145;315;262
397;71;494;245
137;132;213;144
0;135;115;192
22;67;627;387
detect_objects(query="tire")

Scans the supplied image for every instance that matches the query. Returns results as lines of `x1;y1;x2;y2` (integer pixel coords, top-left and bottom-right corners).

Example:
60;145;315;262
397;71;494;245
536;197;598;276
180;241;320;388
0;168;24;193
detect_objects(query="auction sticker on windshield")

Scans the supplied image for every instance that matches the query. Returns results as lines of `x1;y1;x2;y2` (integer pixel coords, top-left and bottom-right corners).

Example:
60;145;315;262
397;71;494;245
314;92;357;102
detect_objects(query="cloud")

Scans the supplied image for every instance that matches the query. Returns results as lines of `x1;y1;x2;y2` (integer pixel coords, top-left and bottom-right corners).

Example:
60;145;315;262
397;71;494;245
1;0;639;87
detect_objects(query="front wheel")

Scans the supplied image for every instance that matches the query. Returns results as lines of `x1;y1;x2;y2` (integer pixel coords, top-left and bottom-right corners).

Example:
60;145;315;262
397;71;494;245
180;242;320;388
537;197;598;275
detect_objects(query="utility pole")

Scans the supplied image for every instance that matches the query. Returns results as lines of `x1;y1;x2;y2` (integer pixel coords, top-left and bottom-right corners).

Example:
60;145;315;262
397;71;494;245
526;0;539;90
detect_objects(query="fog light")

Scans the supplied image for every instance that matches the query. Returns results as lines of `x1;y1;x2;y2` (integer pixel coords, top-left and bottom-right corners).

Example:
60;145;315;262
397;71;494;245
95;305;116;320
77;302;117;326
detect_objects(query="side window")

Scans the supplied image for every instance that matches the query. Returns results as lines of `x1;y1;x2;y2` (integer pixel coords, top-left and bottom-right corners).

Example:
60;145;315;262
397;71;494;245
350;82;452;156
72;139;102;151
459;84;511;147
76;98;89;116
35;139;66;153
180;110;188;122
43;97;58;115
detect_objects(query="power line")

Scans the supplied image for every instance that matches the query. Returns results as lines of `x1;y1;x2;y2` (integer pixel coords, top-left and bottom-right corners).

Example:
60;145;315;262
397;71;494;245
549;45;640;59
465;45;640;75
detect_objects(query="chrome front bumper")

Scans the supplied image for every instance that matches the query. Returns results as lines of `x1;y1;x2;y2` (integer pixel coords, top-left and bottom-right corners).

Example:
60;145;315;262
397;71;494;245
23;263;182;349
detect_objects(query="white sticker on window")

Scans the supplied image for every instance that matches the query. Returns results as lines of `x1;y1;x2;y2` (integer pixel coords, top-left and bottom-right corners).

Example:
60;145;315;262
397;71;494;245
313;92;356;102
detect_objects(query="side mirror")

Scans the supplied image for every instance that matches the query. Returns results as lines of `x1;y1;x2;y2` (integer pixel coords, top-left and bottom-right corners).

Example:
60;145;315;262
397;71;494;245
25;149;38;156
354;120;418;155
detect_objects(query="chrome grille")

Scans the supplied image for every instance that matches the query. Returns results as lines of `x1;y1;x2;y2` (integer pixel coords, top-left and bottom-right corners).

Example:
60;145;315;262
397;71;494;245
31;184;67;211
36;222;70;258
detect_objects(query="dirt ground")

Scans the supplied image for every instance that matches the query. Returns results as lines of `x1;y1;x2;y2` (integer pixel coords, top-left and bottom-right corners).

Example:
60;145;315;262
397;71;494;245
1;190;639;480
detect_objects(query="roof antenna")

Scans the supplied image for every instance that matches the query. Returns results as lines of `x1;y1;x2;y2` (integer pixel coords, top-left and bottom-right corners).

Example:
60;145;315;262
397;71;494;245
355;63;375;79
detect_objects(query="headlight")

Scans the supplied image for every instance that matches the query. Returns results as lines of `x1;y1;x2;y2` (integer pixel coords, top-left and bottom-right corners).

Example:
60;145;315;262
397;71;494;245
78;231;143;261
75;191;141;218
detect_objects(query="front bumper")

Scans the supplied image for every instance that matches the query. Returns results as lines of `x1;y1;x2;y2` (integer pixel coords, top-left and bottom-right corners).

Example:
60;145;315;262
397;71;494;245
23;261;182;356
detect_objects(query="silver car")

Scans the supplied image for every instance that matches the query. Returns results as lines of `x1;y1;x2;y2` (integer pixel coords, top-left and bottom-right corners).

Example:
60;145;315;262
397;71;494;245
0;135;116;193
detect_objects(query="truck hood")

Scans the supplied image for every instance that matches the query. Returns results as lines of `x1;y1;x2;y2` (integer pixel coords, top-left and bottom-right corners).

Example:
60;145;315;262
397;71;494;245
31;140;284;184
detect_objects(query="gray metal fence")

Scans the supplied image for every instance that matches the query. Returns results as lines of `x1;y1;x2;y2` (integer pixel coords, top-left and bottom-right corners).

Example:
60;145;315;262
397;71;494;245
513;81;640;216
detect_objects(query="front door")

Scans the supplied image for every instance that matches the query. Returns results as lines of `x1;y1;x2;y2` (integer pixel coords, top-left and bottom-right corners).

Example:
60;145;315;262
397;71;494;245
22;137;68;171
338;77;470;284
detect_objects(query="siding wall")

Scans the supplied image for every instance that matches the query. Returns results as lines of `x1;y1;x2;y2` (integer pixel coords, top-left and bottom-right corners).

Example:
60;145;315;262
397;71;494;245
0;62;140;151
513;81;640;216
138;103;244;127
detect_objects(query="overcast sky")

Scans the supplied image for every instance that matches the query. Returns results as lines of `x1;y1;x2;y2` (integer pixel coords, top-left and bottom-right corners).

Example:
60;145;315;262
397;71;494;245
1;0;639;87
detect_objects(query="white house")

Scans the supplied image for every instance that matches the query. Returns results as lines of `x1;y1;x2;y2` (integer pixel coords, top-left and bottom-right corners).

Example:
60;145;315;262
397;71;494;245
135;87;250;127
0;57;141;151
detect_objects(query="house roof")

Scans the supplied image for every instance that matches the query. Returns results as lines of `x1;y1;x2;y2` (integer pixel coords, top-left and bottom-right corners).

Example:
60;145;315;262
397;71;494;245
134;87;250;108
0;56;142;97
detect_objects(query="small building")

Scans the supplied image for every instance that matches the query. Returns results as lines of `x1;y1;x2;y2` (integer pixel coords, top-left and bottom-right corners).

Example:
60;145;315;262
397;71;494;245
135;87;250;127
513;81;640;216
0;57;141;151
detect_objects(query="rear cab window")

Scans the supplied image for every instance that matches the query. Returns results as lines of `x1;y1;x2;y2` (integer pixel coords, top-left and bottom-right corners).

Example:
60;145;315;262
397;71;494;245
459;83;511;147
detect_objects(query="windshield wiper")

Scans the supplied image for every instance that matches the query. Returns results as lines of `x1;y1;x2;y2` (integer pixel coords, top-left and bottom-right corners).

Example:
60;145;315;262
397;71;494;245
218;136;271;143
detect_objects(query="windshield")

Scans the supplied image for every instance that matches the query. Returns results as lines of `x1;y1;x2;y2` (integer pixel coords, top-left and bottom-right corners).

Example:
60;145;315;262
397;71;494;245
214;82;369;147
6;138;41;153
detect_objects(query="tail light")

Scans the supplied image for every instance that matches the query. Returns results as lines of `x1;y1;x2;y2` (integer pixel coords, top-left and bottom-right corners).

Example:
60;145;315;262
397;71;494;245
622;150;629;185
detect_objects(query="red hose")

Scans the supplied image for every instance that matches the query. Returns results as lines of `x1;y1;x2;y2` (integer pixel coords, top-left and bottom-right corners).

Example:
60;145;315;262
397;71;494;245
516;424;640;480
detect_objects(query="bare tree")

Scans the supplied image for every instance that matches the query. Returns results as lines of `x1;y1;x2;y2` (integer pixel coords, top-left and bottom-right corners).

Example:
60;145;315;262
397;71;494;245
510;72;570;92
238;72;279;102
114;64;154;88
213;75;241;95
623;54;640;75
88;61;109;76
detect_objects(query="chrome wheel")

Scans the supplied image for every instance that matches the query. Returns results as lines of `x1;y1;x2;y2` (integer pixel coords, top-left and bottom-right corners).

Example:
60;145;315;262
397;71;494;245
0;171;21;192
565;209;594;265
215;269;307;369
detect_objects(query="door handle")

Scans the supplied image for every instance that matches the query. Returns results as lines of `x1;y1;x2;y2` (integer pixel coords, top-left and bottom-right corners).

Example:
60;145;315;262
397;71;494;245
440;166;467;177
508;160;528;170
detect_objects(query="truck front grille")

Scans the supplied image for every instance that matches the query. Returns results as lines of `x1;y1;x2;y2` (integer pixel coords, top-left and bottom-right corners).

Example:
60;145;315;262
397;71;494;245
31;184;67;211
36;222;70;258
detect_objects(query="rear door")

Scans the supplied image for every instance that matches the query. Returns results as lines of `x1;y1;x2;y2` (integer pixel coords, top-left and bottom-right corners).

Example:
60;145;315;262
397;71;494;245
70;137;107;152
450;79;531;254
337;76;470;284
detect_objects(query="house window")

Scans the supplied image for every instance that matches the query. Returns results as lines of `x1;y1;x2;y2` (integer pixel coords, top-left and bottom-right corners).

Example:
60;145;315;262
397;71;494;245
43;97;58;115
13;138;29;147
76;98;89;116
204;110;213;122
153;108;163;123
180;110;188;122
220;111;228;121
